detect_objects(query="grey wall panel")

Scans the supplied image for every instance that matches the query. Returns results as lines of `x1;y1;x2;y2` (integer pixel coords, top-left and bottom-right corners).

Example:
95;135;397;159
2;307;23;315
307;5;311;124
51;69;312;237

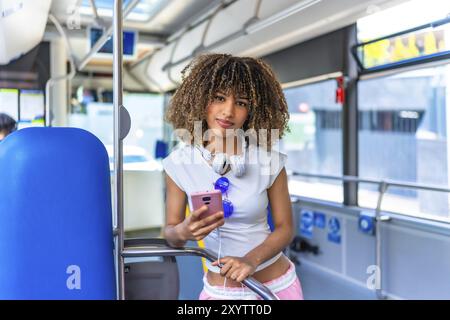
382;225;450;299
295;200;450;299
263;25;352;84
295;206;343;273
345;217;376;284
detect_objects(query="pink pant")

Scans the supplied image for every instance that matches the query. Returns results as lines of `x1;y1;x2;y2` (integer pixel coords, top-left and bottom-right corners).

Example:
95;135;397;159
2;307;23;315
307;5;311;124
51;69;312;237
199;261;303;300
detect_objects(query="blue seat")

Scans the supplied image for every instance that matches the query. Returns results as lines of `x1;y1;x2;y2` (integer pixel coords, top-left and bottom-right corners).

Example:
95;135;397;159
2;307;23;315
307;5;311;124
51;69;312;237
0;127;116;299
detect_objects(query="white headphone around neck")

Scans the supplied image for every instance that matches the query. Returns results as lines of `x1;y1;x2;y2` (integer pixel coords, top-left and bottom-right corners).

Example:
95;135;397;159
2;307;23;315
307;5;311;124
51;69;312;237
197;140;247;177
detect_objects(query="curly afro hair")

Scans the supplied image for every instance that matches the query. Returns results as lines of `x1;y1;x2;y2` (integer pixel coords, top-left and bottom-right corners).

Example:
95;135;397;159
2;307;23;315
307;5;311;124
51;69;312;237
165;53;289;149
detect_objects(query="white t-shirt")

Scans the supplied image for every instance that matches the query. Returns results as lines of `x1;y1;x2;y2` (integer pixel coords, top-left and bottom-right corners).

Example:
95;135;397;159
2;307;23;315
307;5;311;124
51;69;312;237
162;143;287;273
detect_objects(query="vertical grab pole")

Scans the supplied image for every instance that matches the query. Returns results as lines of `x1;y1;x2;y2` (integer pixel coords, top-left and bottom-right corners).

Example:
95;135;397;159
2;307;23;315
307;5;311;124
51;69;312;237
375;181;390;300
113;0;125;300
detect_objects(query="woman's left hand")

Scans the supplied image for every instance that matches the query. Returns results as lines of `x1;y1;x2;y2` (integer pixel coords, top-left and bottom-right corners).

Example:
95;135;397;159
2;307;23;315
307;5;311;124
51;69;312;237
211;256;257;283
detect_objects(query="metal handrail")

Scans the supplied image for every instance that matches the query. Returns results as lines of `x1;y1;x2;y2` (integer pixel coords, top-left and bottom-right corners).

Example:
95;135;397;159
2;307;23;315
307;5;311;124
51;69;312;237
113;0;125;301
290;171;450;300
122;240;279;300
291;171;450;194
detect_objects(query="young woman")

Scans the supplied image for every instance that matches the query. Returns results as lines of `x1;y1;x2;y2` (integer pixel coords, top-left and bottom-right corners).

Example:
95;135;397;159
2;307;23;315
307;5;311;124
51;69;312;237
162;53;303;300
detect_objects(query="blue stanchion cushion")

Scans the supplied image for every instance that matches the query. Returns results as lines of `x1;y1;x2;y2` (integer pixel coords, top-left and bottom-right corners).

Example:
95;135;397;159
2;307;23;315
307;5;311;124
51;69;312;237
0;127;116;299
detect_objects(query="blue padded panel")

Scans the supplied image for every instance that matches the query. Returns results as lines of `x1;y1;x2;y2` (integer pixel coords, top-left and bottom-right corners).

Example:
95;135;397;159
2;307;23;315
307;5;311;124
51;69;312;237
0;128;116;299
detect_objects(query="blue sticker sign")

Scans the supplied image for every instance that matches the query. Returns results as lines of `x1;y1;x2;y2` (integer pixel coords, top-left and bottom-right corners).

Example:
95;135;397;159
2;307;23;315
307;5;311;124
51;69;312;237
358;215;375;235
327;216;341;244
299;210;314;239
313;212;326;229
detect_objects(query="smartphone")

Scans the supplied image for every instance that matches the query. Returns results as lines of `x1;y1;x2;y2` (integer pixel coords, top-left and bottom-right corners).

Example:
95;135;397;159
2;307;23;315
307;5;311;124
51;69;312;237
190;190;223;219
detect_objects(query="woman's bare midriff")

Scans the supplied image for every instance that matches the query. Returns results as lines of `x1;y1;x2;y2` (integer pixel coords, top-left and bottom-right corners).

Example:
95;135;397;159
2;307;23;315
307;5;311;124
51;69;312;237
206;254;291;287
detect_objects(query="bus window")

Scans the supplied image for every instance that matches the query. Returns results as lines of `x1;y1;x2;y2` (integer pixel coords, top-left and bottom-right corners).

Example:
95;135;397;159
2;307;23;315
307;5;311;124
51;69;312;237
68;89;165;232
281;79;343;203
0;88;19;121
68;90;164;168
358;64;450;221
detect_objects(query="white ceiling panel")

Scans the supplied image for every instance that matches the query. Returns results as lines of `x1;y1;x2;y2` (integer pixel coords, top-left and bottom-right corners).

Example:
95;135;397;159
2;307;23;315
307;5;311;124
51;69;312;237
172;20;208;63
204;0;256;47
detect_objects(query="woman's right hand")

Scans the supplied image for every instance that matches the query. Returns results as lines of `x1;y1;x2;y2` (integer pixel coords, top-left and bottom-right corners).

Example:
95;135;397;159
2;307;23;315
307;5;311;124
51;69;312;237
180;205;225;241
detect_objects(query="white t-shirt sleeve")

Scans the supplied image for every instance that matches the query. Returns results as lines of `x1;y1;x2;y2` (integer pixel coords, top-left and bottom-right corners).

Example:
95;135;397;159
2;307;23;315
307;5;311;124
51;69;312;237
162;153;185;192
267;150;287;188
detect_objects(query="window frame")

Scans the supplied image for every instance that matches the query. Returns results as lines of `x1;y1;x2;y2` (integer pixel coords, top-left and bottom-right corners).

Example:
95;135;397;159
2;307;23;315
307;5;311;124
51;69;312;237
353;16;450;75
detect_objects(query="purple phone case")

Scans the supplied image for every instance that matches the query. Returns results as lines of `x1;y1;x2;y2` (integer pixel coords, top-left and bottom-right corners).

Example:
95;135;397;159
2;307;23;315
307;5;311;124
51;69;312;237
190;190;223;219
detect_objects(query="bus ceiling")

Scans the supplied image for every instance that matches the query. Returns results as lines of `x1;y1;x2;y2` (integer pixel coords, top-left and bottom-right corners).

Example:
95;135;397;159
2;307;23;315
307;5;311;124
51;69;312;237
1;0;411;91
